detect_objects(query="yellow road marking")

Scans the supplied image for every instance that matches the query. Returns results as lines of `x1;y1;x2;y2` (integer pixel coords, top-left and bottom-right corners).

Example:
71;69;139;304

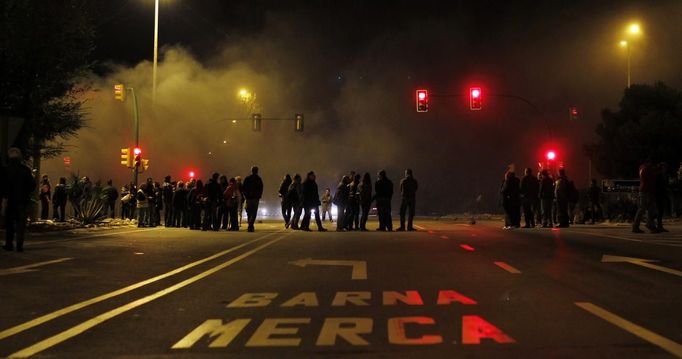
9;233;289;358
602;255;682;278
0;258;73;276
494;261;521;274
576;302;682;358
413;225;426;230
0;232;280;341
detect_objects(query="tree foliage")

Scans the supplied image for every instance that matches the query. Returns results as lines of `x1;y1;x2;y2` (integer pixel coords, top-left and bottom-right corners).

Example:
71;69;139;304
586;82;682;178
0;0;94;158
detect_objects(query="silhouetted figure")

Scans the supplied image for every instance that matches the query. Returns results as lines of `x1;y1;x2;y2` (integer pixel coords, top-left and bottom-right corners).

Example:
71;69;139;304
218;175;229;230
102;179;119;218
279;174;292;228
398;169;418;231
52;177;68;222
375;170;394;231
136;183;150;227
3;148;36;252
587;179;602;224
287;174;303;230
188;180;205;230
224;177;240;231
242;166;264;232
153;182;163;226
301;171;327;232
346;174;361;230
163;175;174;227
173;181;188;227
334;176;350;231
633;158;659;233
203;173;221;231
358;173;373;231
554;169;570;228
320;188;333;222
520;168;539;228
539;170;555;228
38;174;51;220
501;170;521;229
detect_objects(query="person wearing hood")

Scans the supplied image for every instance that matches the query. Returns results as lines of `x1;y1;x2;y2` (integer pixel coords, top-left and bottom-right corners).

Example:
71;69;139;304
3;148;36;252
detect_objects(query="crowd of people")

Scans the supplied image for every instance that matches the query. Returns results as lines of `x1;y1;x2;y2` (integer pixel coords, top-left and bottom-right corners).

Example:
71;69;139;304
500;160;681;233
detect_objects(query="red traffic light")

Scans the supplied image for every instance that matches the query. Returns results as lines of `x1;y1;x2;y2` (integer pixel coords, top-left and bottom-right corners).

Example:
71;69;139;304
546;151;557;161
469;87;482;110
416;89;429;112
133;147;142;155
189;171;195;179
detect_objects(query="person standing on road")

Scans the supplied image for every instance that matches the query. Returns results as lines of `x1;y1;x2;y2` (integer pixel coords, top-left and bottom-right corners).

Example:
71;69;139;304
153;182;163;227
203;173;221;231
102;179;119;218
136;183;149;228
188;180;205;230
173;181;188;228
334;176;350;231
163;176;174;227
218;175;229;230
358;173;373;231
655;162;670;232
242;166;264;232
375;170;394;231
224;177;240;231
398;169;418;231
520;168;539;228
301;171;327;232
320;188;333;222
501;170;521;229
3;148;36;252
52;177;68;222
587;179;602;224
38;174;51;220
632;158;659;233
346;174;361;230
539;170;554;228
554;169;571;228
279;174;293;228
287;174;303;230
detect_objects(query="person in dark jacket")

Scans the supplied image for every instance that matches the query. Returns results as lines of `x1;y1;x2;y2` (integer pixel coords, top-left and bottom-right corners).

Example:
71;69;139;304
539;170;555;228
279;174;293;228
52;177;68;222
153;182;163;226
300;171;327;232
633;158;659;233
242;166;264;232
520;168;540;228
188;180;205;230
358;173;373;231
217;175;229;230
173;181;188;227
102;179;119;218
375;170;394;231
3;148;36;252
223;177;240;231
587;179;602;224
398;169;418;231
162;176;174;227
346;174;361;230
287;174;303;230
203;173;221;231
38;174;51;220
334;176;350;231
554;169;570;228
501;170;521;229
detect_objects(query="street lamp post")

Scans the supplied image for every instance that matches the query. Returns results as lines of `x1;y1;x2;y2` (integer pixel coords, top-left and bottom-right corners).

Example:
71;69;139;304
620;40;631;87
619;22;641;88
152;0;159;101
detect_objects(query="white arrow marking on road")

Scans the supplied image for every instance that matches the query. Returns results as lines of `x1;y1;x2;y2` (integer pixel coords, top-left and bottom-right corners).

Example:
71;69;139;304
602;255;682;278
0;258;73;276
289;258;367;280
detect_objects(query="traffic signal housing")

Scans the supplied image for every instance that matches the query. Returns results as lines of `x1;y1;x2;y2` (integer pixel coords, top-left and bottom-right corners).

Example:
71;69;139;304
114;84;126;102
569;106;578;121
416;90;429;112
469;87;482;110
252;113;262;131
133;147;142;168
120;148;133;168
294;114;304;132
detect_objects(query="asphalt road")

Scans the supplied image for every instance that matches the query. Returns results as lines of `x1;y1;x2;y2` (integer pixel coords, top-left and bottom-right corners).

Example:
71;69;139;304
1;219;681;358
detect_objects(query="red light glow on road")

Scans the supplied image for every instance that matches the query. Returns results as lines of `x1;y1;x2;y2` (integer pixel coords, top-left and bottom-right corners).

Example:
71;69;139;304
460;244;475;252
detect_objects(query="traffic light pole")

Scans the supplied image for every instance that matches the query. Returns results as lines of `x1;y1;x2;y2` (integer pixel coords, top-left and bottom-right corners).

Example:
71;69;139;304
128;87;141;188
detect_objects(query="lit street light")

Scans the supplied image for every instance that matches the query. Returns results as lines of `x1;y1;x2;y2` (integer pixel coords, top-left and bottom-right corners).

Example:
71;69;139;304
619;22;642;88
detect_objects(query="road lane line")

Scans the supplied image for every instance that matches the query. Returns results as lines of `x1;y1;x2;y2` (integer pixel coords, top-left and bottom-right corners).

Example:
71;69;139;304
568;229;682;248
0;231;280;341
0;258;73;276
9;233;290;358
460;244;475;252
494;261;521;274
27;228;157;246
439;235;449;240
414;225;426;230
575;302;682;358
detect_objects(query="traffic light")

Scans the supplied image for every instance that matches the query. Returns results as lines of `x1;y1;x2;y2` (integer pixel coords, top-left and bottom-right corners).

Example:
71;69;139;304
469;87;482;110
252;113;262;131
294;113;304;132
133;147;142;168
416;90;429;112
142;159;150;172
569;106;578;121
120;148;133;168
114;84;125;102
189;171;196;179
546;150;557;161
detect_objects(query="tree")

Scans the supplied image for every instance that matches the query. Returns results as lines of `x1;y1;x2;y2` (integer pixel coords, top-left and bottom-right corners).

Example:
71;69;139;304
586;82;682;178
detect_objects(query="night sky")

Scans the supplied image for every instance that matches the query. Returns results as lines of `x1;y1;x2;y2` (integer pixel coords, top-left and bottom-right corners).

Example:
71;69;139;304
45;0;682;214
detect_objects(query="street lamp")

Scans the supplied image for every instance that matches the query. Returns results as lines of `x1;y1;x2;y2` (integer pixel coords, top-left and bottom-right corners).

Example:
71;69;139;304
619;22;642;88
628;23;641;35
